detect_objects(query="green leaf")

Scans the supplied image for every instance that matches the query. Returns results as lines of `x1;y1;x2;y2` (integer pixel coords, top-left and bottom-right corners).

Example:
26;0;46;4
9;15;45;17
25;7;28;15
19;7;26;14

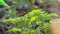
0;0;8;6
8;27;21;32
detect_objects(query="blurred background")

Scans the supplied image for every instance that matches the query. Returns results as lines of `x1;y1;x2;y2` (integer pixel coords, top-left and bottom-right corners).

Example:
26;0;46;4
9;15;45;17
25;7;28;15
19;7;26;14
0;0;60;34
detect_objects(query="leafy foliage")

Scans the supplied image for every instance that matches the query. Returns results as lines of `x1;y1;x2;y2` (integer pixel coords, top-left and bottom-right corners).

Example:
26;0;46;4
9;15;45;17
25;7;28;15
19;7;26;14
3;9;56;34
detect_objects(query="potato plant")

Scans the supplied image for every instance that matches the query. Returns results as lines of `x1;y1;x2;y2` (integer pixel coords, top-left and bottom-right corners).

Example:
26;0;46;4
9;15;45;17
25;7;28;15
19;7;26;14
3;9;57;34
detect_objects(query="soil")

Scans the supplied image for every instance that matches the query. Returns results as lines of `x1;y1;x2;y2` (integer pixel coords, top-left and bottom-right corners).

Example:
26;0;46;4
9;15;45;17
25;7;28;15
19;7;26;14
51;19;60;34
